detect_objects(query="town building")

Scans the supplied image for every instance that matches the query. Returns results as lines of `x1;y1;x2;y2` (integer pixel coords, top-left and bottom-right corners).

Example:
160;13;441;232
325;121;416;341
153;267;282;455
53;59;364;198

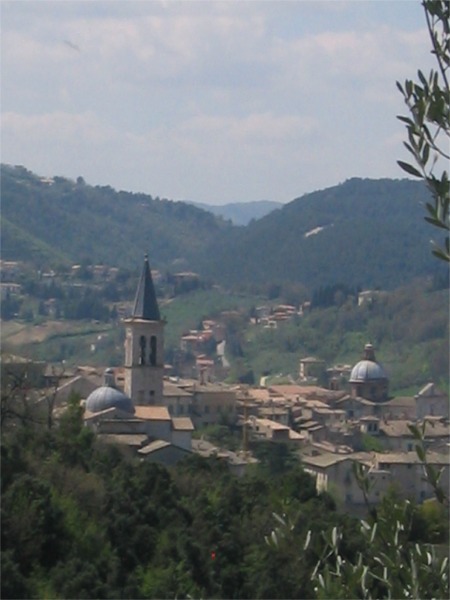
81;256;194;463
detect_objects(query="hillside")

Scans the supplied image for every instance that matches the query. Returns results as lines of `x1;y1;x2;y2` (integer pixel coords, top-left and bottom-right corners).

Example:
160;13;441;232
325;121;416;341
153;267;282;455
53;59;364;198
206;178;447;290
1;165;446;290
0;164;232;271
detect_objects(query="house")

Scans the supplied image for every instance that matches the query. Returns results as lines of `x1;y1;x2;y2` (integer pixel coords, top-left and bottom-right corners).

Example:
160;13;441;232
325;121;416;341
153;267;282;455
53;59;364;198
299;356;326;382
415;383;449;420
302;453;378;505
138;440;191;466
0;260;21;281
378;418;450;452
161;380;193;417
179;381;237;428
374;451;450;503
302;450;450;506
247;416;306;445
357;290;387;306
0;282;22;299
381;396;417;420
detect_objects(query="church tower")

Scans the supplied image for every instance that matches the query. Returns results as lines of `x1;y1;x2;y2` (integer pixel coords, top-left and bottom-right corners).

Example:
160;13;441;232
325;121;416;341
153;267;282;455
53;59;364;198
123;255;164;405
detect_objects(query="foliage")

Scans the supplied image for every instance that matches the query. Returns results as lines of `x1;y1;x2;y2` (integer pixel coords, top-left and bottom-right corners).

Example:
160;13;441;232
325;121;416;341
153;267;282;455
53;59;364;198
241;280;448;391
1;401;369;600
2;165;447;290
397;0;450;261
207;178;447;290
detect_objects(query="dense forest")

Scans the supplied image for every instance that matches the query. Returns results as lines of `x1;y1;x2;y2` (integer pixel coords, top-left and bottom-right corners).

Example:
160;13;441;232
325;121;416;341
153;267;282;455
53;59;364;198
2;397;448;600
1;164;447;291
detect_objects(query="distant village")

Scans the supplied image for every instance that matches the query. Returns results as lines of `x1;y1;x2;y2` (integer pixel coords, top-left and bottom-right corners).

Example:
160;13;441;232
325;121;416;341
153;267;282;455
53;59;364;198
1;257;449;510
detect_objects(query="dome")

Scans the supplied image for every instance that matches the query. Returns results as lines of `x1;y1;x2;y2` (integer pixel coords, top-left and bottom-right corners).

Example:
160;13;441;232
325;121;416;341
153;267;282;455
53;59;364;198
85;386;135;414
349;360;387;382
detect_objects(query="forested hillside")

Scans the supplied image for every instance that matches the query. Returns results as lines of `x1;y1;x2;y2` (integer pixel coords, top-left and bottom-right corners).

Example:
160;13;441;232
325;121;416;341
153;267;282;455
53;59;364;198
0;165;232;271
1;165;446;290
206;178;446;290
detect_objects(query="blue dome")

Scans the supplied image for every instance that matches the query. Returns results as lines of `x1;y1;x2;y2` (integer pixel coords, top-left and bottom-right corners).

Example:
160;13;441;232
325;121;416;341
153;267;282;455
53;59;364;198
85;386;135;414
349;360;387;382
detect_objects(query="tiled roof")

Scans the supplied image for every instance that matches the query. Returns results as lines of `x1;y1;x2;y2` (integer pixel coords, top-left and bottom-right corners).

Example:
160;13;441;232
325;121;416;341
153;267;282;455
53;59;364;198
134;405;170;420
97;434;148;447
375;451;450;465
172;417;194;431
163;381;193;397
138;440;171;454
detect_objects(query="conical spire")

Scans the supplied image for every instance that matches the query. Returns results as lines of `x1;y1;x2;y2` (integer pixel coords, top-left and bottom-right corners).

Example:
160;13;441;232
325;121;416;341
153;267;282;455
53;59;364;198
131;255;160;320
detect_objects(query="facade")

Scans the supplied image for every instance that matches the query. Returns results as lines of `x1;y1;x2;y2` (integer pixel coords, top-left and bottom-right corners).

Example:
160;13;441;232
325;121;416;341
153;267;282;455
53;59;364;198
178;381;237;428
303;451;450;505
415;382;449;420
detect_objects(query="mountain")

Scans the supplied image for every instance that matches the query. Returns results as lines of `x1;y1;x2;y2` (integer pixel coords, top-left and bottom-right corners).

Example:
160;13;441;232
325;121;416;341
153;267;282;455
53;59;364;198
1;165;446;290
188;200;283;225
0;164;233;272
202;177;447;290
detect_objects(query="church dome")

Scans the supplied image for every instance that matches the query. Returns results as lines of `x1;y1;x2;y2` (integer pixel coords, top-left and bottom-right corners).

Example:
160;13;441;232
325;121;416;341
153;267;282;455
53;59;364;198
349;359;387;382
85;385;135;414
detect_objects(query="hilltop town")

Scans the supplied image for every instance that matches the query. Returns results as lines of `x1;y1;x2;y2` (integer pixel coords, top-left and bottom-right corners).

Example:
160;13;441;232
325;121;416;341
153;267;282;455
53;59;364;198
2;255;448;511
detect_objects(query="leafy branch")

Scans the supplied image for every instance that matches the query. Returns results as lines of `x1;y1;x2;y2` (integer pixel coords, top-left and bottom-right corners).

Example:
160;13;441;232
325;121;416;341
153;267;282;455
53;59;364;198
397;0;450;261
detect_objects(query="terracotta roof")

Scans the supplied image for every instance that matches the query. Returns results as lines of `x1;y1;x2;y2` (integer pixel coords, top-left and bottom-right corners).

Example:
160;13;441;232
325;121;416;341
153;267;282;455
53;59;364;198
375;451;450;465
134;405;170;420
138;440;171;454
97;434;148;447
172;417;194;431
383;396;416;407
163;381;193;397
380;420;449;438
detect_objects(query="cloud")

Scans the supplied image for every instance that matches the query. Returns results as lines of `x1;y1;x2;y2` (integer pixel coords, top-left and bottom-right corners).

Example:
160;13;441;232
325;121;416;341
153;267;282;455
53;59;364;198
1;1;431;204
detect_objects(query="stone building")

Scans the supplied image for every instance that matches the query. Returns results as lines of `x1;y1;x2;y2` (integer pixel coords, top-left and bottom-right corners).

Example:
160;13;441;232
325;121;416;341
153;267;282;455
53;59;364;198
83;256;193;460
123;255;165;405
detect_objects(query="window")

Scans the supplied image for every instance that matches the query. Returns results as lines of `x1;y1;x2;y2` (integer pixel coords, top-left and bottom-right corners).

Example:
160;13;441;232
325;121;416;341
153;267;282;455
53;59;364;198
139;335;146;365
150;335;157;366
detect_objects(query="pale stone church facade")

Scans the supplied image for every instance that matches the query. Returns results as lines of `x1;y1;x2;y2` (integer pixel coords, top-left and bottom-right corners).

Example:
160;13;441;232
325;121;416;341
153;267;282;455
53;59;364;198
83;255;194;462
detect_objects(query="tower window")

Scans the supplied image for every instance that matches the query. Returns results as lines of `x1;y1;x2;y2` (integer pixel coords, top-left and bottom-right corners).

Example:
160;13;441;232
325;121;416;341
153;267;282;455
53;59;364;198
150;335;157;366
139;335;146;365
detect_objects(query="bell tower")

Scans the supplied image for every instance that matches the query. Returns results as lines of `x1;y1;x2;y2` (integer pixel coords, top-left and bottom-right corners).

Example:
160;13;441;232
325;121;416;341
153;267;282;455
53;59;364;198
124;255;165;405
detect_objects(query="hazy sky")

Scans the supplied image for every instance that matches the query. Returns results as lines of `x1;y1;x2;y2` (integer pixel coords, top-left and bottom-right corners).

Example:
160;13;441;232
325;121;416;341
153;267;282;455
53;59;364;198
1;1;431;205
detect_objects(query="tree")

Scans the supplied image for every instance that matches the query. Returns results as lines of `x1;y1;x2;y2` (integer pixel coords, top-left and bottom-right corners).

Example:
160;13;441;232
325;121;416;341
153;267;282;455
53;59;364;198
397;0;450;261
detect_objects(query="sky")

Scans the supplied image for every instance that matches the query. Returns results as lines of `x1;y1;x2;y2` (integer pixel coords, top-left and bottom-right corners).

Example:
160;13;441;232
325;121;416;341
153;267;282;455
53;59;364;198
1;0;432;206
